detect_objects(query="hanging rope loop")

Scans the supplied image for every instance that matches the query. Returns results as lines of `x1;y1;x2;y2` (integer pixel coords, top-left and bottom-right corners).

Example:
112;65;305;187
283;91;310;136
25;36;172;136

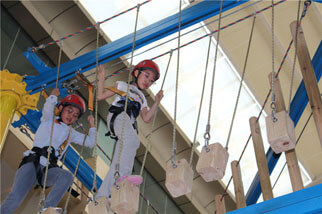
203;124;211;152
302;0;311;18
114;166;120;189
270;92;278;122
171;156;177;168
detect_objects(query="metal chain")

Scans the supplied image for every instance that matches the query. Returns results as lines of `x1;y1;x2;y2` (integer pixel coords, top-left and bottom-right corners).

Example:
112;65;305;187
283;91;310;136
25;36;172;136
171;0;182;168
115;4;141;188
38;41;63;213
140;51;173;176
204;0;224;152
225;14;257;150
189;35;212;166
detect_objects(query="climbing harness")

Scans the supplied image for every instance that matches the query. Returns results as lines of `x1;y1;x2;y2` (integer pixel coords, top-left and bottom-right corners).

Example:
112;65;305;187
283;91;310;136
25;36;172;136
107;98;141;141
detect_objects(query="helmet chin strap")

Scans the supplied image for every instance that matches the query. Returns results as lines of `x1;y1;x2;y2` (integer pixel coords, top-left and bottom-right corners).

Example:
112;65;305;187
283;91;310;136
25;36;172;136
134;70;143;90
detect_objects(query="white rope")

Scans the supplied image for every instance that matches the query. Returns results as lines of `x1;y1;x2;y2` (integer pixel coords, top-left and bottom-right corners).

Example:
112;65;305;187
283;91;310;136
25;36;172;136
91;22;100;199
270;0;278;123
140;51;173;176
3;27;20;70
63;129;88;214
171;0;182;168
189;35;212;166
225;14;256;150
204;0;224;151
38;41;63;212
115;4;141;187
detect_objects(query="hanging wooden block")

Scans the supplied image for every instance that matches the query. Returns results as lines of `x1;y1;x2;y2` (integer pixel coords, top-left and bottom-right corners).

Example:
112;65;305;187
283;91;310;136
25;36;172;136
165;158;193;198
196;143;229;182
42;207;62;214
110;179;139;214
88;197;113;214
266;110;296;154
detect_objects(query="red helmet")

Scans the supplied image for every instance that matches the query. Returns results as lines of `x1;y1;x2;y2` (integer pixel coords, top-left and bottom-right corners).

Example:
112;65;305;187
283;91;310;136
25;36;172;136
58;94;86;115
132;60;160;80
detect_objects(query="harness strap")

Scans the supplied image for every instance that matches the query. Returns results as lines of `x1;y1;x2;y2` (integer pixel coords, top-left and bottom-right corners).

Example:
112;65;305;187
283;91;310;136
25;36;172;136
59;125;73;155
106;99;140;139
18;146;59;186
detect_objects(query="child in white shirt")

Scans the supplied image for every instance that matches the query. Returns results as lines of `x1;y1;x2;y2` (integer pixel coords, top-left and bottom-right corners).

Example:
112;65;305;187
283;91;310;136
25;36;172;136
1;88;96;213
96;60;164;201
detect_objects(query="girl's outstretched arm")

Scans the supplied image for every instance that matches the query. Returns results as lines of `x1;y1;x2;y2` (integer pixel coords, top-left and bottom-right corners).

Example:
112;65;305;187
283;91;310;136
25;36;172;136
141;90;163;123
97;65;116;100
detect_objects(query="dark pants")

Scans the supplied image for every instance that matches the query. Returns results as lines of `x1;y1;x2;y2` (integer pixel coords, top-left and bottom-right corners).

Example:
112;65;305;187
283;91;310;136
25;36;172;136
1;162;73;214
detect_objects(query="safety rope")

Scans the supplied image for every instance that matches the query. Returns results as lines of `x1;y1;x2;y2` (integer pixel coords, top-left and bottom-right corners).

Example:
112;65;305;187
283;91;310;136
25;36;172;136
30;0;152;51
115;3;141;189
188;35;212;166
63;130;88;214
171;0;182;168
203;0;224;152
37;41;63;212
225;14;257;151
139;51;173;176
3;27;20;70
91;22;100;200
139;192;159;214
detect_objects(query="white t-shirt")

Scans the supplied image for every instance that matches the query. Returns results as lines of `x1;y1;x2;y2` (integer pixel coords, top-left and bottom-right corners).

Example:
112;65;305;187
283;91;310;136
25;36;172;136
28;95;95;160
111;81;149;112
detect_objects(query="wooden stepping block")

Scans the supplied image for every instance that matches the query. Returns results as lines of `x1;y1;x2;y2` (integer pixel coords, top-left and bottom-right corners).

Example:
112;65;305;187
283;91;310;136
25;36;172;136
88;197;113;214
41;207;62;214
196;143;229;182
266;110;296;154
165;158;193;198
110;179;139;214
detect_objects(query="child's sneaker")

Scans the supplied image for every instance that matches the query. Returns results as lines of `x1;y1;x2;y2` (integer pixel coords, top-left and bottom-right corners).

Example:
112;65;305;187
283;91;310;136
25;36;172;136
118;175;143;185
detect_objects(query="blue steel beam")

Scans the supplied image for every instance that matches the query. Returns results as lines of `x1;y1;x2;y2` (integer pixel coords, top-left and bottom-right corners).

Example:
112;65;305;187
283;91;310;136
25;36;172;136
246;41;322;205
64;147;102;190
229;184;322;214
23;0;249;94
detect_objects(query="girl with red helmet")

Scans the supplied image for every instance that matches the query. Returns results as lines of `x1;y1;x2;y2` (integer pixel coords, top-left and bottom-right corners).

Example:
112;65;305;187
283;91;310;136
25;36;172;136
95;60;164;206
1;88;96;213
